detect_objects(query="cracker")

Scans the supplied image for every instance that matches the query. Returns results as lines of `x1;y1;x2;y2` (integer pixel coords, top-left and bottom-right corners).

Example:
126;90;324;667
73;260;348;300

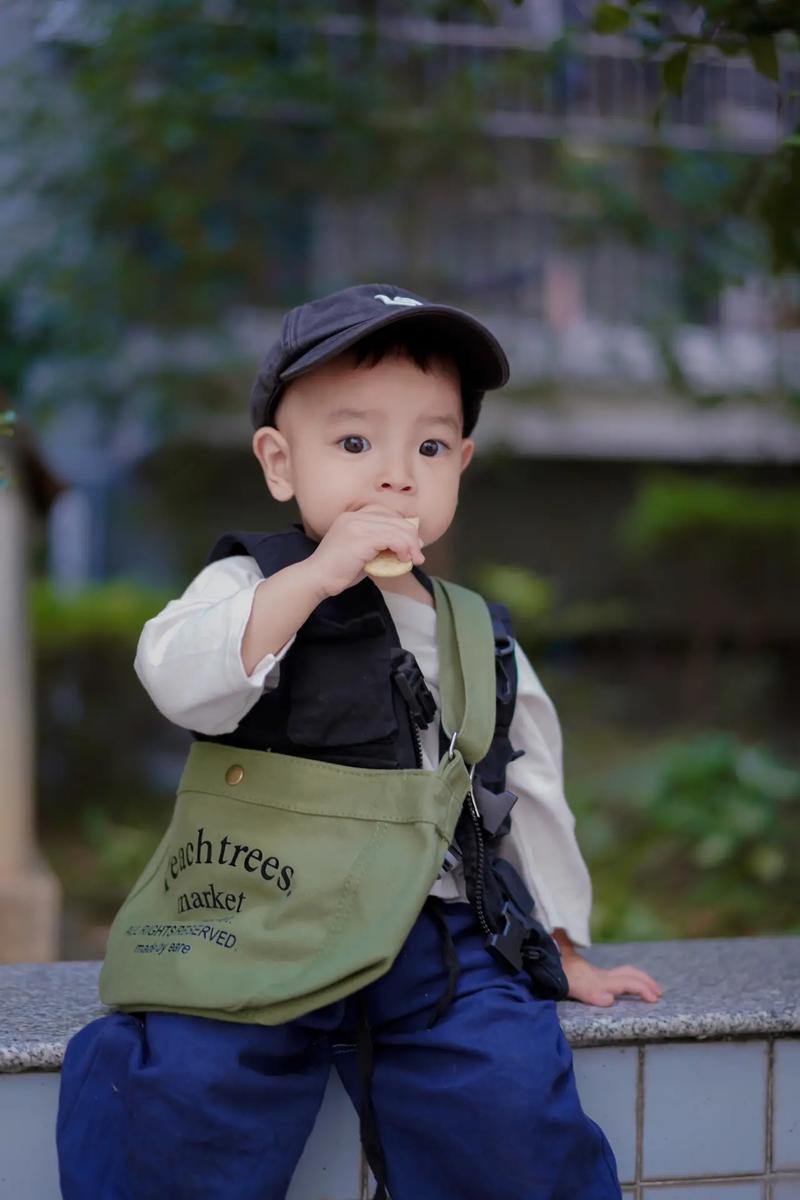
364;516;419;578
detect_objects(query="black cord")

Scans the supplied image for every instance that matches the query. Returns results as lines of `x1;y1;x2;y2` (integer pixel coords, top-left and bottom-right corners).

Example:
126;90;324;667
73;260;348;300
425;898;461;1029
356;991;390;1200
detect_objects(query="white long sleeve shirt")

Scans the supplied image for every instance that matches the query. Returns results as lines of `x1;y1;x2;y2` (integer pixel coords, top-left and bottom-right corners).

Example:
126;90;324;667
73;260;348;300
134;555;593;947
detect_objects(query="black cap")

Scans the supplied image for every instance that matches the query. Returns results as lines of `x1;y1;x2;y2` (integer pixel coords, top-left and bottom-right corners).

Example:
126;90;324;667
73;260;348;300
249;282;510;437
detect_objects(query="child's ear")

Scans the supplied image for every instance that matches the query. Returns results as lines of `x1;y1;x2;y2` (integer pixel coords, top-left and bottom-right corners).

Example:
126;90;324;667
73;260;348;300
252;427;295;502
460;438;475;473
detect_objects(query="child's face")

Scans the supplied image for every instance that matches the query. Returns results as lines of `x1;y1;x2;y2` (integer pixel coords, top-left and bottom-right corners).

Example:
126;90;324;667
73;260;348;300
252;348;475;549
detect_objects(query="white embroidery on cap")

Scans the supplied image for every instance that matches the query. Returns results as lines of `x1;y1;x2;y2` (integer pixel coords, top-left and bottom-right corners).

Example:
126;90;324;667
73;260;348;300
374;294;423;308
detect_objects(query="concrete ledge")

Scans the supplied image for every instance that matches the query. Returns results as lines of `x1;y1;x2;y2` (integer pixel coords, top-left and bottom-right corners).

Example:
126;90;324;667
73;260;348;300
557;935;800;1046
2;936;799;1072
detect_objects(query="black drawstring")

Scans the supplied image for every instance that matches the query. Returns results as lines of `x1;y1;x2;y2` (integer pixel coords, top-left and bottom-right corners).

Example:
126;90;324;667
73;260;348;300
354;900;461;1199
425;898;461;1029
356;992;390;1200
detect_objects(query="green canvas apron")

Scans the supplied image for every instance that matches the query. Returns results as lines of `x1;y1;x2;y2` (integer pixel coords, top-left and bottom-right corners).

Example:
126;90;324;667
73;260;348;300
99;576;496;1026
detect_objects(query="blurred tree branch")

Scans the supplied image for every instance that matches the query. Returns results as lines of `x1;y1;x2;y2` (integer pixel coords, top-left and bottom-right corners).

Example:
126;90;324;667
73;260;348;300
577;0;800;273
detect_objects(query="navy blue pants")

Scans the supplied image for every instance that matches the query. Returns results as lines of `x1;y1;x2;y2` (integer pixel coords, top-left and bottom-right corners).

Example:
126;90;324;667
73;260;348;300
57;901;621;1199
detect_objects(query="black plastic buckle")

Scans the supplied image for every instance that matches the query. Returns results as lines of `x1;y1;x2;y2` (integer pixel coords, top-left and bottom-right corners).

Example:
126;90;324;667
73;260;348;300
485;901;527;973
494;633;514;659
494;633;515;704
472;777;518;838
390;649;437;729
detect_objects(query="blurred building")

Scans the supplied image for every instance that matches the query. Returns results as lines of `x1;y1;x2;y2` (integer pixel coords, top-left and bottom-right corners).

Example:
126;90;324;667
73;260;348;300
4;0;800;593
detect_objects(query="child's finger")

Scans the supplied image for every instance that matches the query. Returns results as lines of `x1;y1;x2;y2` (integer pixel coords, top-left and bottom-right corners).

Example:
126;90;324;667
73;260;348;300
608;966;663;994
571;985;615;1007
609;978;662;1002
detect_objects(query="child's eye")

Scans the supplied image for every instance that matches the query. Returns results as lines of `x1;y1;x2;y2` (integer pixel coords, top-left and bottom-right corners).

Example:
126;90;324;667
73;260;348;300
337;436;448;456
420;439;447;457
339;435;370;454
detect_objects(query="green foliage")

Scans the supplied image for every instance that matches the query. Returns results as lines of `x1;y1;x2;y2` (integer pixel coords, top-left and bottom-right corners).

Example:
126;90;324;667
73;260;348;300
694;1;799;41
556;144;763;340
8;0;533;430
600;0;800;53
591;4;631;35
473;562;556;624
0;294;53;398
662;47;690;96
754;142;800;274
618;476;800;644
551;598;634;638
747;34;780;81
0;407;16;491
555;147;652;249
45;805;164;922
581;732;800;940
30;577;173;650
43;1;500;328
473;562;633;639
590;0;800;273
84;806;163;906
621;476;800;555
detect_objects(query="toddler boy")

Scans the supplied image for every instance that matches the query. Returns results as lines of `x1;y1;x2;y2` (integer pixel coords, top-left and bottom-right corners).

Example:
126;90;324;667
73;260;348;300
57;282;660;1200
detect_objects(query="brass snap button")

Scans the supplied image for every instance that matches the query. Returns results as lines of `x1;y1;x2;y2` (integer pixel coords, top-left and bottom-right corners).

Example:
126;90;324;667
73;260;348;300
225;764;244;786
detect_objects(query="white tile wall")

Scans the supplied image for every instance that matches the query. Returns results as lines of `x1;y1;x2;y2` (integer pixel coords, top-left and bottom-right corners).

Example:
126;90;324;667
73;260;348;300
0;1073;61;1200
773;1041;800;1172
0;1069;365;1200
572;1046;638;1184
4;1036;800;1197
643;1041;768;1179
642;1186;764;1199
772;1180;800;1200
286;1071;361;1200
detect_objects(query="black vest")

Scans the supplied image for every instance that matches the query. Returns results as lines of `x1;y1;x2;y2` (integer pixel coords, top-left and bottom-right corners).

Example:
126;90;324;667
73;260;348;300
195;523;523;796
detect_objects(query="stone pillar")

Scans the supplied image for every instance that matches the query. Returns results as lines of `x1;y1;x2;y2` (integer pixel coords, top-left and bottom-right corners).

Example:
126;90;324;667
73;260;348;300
0;439;61;963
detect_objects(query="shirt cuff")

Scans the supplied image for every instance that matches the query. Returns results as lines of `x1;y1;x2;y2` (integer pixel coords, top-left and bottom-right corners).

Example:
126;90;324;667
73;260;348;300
242;634;296;688
542;909;592;951
232;586;296;692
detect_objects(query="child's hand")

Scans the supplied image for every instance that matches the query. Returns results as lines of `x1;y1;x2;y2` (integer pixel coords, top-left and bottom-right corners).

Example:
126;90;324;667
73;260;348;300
307;503;425;599
561;949;663;1007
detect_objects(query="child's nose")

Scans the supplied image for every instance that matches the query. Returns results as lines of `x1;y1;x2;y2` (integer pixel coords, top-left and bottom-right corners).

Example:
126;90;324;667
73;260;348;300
379;461;415;490
380;479;414;493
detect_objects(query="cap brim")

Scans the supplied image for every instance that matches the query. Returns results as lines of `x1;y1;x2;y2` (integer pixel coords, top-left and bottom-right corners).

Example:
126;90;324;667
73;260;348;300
278;304;510;392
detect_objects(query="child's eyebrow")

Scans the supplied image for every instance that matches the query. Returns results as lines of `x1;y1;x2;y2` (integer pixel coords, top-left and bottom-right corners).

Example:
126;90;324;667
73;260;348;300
325;408;460;433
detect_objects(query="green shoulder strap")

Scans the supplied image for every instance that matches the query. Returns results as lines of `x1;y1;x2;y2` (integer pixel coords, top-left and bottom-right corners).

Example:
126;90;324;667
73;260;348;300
432;576;496;769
